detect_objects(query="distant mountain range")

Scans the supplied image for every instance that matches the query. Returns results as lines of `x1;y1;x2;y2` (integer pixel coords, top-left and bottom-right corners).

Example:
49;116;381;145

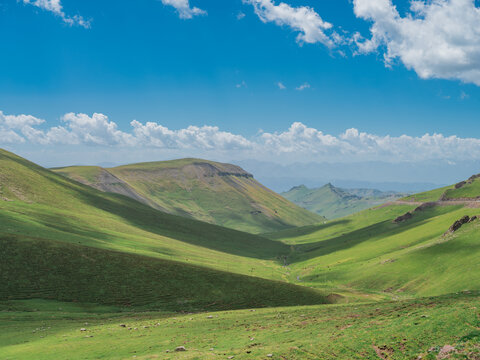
281;183;406;219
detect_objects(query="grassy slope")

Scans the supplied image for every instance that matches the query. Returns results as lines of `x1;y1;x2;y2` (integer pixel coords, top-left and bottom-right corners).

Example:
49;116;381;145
53;159;323;234
0;149;327;310
444;177;480;199
402;185;453;202
1;293;479;359
268;199;480;298
1;236;326;312
282;184;402;220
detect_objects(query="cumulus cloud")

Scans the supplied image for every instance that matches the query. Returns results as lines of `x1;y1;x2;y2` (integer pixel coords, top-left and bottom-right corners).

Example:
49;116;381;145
3;110;480;163
277;82;286;89
243;0;342;47
161;0;206;19
352;0;480;85
130;121;252;150
23;0;90;28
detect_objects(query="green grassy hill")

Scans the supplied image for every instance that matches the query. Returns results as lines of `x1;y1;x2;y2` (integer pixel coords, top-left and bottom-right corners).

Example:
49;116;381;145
53;159;323;234
281;183;404;219
269;181;480;299
0;149;327;311
2;150;480;359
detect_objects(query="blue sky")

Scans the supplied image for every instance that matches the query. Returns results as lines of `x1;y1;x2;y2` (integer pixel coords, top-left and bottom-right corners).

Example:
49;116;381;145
2;0;480;188
1;0;479;136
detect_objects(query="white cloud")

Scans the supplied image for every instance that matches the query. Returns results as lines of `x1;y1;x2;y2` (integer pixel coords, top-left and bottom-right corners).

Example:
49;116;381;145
161;0;206;19
277;82;286;89
243;0;341;47
237;11;246;20
131;121;252;150
295;82;310;90
353;0;480;85
23;0;90;28
3;110;480;164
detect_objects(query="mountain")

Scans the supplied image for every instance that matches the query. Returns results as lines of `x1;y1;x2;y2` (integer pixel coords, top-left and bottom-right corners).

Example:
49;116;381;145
0;148;328;311
52;159;323;233
281;183;405;219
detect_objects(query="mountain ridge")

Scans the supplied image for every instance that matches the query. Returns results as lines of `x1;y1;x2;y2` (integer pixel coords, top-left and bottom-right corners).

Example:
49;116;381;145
282;183;405;219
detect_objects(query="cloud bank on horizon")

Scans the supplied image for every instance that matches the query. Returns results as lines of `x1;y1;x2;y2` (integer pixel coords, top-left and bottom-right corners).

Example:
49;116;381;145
1;110;479;164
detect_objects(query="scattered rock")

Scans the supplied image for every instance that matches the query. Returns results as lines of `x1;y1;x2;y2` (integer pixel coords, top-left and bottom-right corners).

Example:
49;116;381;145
267;354;273;358
437;345;455;359
207;315;213;319
175;346;187;352
227;357;234;359
119;324;126;328
394;212;413;223
80;328;87;332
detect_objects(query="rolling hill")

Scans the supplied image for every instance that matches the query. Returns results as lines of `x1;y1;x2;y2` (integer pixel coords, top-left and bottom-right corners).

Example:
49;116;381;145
53;159;323;234
269;175;480;299
2;149;480;359
0;148;328;311
281;183;404;219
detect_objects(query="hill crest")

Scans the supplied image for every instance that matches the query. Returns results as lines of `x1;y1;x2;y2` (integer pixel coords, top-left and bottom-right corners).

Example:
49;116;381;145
53;157;323;233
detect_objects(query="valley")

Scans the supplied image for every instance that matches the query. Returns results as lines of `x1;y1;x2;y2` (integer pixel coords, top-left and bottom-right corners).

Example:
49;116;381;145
1;149;480;359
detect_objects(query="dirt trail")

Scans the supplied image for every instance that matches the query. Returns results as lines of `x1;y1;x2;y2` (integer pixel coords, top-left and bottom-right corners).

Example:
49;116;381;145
386;199;480;208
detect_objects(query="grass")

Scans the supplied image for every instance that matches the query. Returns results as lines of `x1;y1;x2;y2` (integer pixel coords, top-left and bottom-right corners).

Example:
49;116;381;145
1;292;479;359
267;203;480;298
4;149;480;359
1;236;327;312
401;185;453;202
53;158;323;234
443;177;480;199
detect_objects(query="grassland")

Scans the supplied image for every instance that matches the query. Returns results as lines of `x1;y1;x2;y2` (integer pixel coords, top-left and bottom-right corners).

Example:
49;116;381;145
0;148;329;311
267;202;480;298
443;177;480;199
53;159;323;234
1;293;479;359
1;236;326;312
3;148;480;359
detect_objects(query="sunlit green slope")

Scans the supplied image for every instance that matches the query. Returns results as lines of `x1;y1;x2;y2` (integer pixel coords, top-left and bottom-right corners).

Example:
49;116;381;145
268;180;480;299
0;149;327;310
53;159;323;233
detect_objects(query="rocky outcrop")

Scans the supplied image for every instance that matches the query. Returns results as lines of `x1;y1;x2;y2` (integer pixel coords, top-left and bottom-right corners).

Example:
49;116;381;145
445;215;477;234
